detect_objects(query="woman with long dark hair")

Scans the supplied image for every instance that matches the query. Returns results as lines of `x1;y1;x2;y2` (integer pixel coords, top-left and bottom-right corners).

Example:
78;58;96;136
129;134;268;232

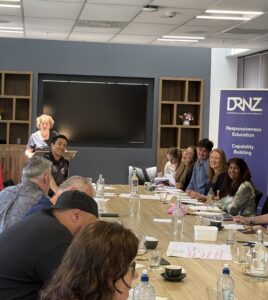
214;157;256;216
40;221;139;300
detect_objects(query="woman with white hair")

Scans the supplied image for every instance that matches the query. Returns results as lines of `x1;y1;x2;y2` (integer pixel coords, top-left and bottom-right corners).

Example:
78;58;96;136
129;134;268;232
25;114;57;158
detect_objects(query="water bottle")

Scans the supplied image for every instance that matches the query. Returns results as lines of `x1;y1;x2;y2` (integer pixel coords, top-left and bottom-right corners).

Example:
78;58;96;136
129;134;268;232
217;264;234;300
131;169;139;194
133;269;156;300
171;196;184;238
129;192;140;217
251;229;267;276
96;174;105;196
207;187;215;201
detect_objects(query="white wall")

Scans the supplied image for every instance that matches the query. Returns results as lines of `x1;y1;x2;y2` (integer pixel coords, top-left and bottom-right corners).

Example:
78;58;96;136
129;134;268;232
209;48;238;147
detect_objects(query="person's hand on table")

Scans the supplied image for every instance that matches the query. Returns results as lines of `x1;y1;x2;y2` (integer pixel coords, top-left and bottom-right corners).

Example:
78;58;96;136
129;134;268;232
233;215;249;224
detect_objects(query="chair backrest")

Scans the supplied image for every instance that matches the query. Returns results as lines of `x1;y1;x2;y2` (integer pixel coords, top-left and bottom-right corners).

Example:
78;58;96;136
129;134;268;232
254;189;263;210
128;166;157;185
261;196;268;214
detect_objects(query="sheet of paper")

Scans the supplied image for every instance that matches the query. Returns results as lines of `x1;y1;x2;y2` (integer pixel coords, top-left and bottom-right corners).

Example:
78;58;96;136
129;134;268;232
188;205;222;212
104;186;116;190
191;211;224;216
104;192;116;197
153;218;172;223
166;173;176;186
119;193;170;201
166;242;232;260
223;224;245;230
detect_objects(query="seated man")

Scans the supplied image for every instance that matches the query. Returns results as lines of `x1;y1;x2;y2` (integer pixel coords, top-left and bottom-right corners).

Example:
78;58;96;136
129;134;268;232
186;138;214;196
0;156;51;233
25;175;95;216
0;190;98;300
44;134;69;196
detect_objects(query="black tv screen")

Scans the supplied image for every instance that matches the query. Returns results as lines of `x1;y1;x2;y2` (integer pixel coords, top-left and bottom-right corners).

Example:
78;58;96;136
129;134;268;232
38;74;154;148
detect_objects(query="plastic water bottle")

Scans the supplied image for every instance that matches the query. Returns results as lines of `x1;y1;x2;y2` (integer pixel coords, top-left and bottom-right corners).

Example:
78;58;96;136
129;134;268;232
133;269;156;300
217;264;234;300
207;187;215;201
129;192;140;217
131;169;139;194
171;196;184;238
96;174;105;196
251;229;267;276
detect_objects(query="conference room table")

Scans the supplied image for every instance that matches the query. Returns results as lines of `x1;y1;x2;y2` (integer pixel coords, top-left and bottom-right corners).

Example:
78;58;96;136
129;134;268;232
102;185;267;300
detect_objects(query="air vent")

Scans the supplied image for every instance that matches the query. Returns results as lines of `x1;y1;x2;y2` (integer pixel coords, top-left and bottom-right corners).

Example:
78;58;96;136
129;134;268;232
224;28;268;35
76;20;128;28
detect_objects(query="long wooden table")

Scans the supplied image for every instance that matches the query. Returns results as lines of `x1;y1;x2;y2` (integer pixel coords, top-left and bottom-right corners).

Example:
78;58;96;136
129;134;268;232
103;185;267;300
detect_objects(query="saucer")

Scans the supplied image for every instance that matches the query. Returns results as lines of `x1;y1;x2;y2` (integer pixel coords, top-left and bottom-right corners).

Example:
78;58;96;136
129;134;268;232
161;272;187;282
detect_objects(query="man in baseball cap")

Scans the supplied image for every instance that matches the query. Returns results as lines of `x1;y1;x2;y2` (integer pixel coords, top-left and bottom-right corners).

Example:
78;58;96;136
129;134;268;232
0;190;98;300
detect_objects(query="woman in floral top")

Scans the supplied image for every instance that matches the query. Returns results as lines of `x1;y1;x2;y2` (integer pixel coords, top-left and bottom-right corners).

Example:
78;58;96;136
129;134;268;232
214;157;256;216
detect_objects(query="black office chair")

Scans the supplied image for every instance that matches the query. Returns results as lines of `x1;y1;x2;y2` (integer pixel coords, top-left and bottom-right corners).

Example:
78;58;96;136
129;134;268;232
261;196;268;214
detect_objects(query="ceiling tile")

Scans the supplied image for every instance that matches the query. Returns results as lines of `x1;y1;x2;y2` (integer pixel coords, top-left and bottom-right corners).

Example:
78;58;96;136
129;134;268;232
0;15;22;27
72;26;120;34
86;0;150;4
25;30;68;40
210;0;268;11
0;6;21;17
25;17;75;31
151;0;219;9
133;7;202;25
121;22;176;35
111;34;156;44
69;31;115;42
23;0;82;19
80;3;141;22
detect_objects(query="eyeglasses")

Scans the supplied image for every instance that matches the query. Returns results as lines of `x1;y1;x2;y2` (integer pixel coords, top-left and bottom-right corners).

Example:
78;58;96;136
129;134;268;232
128;261;136;277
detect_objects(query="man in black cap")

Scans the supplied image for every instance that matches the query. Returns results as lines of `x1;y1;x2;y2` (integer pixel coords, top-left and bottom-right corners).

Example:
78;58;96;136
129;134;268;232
0;190;98;300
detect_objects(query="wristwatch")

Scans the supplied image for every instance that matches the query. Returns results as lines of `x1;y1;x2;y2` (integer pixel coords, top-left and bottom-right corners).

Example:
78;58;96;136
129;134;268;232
248;216;255;225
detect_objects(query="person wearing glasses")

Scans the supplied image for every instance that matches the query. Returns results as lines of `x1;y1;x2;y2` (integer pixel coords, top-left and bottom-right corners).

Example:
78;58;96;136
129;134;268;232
40;221;139;300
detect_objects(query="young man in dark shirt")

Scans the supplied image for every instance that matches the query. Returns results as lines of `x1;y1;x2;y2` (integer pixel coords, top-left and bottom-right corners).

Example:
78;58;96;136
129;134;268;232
44;134;69;196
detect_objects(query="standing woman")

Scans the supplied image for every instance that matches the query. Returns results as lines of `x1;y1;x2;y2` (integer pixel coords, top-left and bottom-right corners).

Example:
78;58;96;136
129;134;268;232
176;146;197;190
40;221;139;300
164;147;182;183
25;114;57;158
214;157;256;216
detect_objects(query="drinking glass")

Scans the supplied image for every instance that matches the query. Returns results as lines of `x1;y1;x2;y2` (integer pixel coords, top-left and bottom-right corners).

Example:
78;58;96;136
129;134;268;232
148;249;162;270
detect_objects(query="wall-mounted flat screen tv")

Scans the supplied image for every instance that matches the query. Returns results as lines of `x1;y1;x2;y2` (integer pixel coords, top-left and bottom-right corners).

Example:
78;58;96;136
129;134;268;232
38;74;154;148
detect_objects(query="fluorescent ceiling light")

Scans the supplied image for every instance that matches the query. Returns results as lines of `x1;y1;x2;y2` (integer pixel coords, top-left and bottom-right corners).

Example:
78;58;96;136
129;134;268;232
157;38;198;43
0;26;22;30
162;35;205;40
205;10;263;15
3;0;20;2
196;15;250;21
0;30;22;33
0;4;20;7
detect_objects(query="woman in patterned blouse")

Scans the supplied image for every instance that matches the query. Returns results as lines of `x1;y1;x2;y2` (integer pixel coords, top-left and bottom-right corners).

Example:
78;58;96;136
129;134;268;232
214;157;256;216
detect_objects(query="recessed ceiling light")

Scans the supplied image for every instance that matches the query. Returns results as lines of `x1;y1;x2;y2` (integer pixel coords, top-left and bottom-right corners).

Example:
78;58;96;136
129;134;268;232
162;35;205;40
0;26;22;30
157;38;198;43
0;30;22;33
205;10;263;15
196;15;250;21
142;5;159;12
0;4;20;8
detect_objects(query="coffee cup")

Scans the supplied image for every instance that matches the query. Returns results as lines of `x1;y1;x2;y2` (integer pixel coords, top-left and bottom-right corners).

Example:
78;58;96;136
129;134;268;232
144;236;158;250
165;265;182;277
210;220;222;230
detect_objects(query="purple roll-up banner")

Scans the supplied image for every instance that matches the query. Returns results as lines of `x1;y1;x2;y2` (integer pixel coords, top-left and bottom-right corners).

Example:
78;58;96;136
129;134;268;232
218;89;268;211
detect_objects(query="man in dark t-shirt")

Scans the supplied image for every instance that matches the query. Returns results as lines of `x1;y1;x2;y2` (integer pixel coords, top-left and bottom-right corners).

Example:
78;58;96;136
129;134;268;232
44;134;69;197
0;190;98;300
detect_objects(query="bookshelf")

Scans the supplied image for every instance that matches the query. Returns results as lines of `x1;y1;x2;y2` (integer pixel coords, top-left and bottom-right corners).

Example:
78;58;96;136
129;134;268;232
157;77;203;172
